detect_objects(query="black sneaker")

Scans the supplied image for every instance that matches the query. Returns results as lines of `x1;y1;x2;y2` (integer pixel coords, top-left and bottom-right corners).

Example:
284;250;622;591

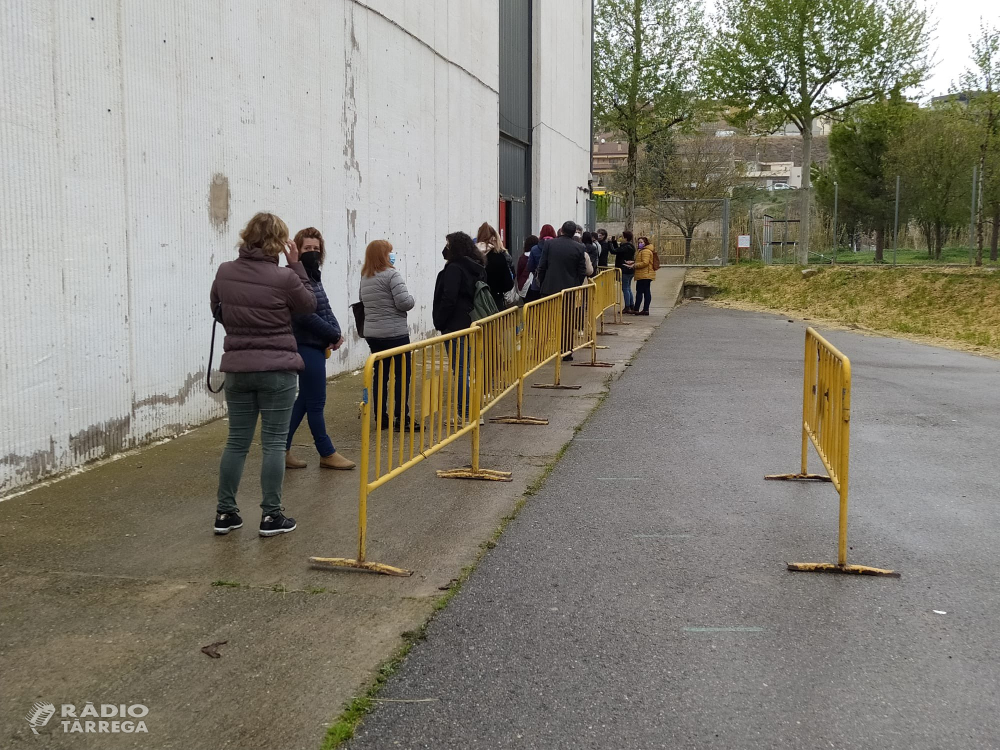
562;353;574;362
394;417;422;432
259;510;297;537
214;510;243;535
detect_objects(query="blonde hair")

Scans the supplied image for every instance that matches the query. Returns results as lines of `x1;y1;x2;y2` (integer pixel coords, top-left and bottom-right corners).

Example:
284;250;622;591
239;212;289;257
476;222;505;253
294;227;326;264
361;239;393;278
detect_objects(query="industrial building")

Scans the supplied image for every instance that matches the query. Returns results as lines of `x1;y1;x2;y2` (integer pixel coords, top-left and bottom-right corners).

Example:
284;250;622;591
0;0;594;493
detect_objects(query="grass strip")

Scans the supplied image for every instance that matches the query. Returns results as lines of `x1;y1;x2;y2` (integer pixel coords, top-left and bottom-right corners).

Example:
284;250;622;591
693;265;1000;357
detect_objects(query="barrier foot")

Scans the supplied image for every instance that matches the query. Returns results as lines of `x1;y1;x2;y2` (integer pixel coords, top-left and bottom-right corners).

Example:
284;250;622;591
765;473;832;482
787;561;900;578
490;415;549;425
308;556;413;577
436;467;513;482
572;362;615;368
533;383;582;390
597;331;619;336
595;345;610;350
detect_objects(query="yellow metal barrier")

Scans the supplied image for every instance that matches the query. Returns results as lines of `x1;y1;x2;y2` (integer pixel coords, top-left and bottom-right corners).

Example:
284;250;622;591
491;294;562;422
592;268;620;335
475;306;521;416
310;327;512;577
564;282;615;370
767;328;898;578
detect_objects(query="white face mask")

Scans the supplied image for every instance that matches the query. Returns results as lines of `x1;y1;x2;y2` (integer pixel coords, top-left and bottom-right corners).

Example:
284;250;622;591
388;252;397;265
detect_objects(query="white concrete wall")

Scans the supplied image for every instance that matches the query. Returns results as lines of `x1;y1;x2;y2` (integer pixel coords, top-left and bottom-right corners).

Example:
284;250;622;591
0;0;500;494
531;0;593;231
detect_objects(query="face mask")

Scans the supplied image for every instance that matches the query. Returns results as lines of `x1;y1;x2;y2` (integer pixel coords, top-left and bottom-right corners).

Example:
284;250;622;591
300;251;322;281
442;246;449;259
638;242;645;249
388;252;397;265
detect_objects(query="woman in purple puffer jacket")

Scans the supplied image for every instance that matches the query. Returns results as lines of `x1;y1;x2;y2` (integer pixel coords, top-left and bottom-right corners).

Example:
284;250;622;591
209;212;316;539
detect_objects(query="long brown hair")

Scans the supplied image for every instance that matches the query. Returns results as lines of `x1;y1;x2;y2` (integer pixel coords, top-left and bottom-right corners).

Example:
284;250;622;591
361;239;393;278
239;212;288;257
476;222;505;253
294;227;326;264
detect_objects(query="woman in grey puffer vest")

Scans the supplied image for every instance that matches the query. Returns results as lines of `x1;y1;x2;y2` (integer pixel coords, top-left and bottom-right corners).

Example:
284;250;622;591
359;239;416;431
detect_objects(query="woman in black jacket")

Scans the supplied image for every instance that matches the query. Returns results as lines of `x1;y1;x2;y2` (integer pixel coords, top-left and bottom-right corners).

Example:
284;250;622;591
284;228;355;471
615;230;637;313
433;232;486;423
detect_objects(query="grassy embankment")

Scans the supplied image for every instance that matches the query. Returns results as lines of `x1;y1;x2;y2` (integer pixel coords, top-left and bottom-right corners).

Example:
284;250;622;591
691;265;1000;357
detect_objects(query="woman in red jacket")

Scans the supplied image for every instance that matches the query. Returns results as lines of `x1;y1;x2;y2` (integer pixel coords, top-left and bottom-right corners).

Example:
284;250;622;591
210;212;316;538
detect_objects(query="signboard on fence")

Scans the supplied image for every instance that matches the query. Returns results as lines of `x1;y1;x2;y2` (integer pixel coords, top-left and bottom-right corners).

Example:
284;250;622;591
737;235;751;249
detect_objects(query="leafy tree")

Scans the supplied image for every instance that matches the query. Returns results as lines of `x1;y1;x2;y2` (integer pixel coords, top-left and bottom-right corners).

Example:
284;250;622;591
703;0;930;263
652;133;746;261
594;0;706;232
888;106;977;259
814;98;915;261
957;21;1000;264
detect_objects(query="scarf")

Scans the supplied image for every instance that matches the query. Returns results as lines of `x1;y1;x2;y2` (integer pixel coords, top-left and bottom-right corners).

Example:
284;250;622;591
300;251;322;282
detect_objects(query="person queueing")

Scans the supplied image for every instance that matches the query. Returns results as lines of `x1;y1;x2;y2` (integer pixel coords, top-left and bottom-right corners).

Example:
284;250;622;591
476;222;515;311
616;230;637;313
211;212;316;538
516;234;539;299
524;224;556;303
284;228;355;471
537;220;589;361
596;228;617;268
633;236;656;316
581;231;600;277
360;239;417;432
433;231;486;423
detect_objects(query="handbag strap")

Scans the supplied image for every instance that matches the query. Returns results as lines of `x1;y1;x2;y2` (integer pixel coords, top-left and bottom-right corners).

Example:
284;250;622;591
206;305;225;394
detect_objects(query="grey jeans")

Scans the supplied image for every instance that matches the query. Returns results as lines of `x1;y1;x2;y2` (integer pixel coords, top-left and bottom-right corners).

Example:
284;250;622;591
216;371;298;516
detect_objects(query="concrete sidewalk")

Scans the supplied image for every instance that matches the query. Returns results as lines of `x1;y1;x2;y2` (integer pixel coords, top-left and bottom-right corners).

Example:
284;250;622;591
346;303;1000;750
0;270;684;749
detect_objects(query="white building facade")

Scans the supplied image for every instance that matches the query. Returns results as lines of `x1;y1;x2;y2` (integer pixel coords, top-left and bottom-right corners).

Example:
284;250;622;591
0;0;593;494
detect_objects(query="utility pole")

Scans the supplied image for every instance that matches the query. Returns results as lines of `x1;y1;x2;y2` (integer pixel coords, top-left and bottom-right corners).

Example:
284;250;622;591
832;181;839;264
893;175;900;267
970;166;978;266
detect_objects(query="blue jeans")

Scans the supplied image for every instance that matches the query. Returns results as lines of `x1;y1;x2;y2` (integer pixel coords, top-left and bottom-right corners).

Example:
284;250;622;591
217;371;297;516
621;272;635;309
286;345;335;456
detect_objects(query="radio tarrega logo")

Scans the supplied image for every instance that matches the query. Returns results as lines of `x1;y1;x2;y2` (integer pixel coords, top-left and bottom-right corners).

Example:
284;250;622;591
24;701;149;735
24;702;56;734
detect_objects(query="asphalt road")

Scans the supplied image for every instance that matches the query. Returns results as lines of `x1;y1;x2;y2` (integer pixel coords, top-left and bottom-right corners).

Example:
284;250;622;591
347;303;1000;750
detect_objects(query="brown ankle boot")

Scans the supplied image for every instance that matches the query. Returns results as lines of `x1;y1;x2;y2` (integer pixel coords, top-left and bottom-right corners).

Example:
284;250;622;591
285;451;307;469
320;452;356;470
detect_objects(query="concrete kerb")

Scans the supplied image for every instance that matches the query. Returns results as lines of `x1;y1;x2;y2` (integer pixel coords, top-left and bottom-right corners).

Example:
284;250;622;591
0;270;685;750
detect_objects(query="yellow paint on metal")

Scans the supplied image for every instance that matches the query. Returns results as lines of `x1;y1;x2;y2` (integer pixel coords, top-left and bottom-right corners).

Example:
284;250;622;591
772;327;897;577
311;281;623;576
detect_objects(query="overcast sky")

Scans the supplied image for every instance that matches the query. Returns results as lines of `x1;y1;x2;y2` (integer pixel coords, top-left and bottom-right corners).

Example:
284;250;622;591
925;0;997;96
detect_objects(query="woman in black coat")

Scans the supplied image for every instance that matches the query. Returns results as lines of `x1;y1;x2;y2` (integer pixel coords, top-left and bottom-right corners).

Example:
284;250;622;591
433;232;486;421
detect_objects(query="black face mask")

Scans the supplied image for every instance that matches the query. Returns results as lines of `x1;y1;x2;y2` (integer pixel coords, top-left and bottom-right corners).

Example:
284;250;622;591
442;246;449;260
300;251;322;282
